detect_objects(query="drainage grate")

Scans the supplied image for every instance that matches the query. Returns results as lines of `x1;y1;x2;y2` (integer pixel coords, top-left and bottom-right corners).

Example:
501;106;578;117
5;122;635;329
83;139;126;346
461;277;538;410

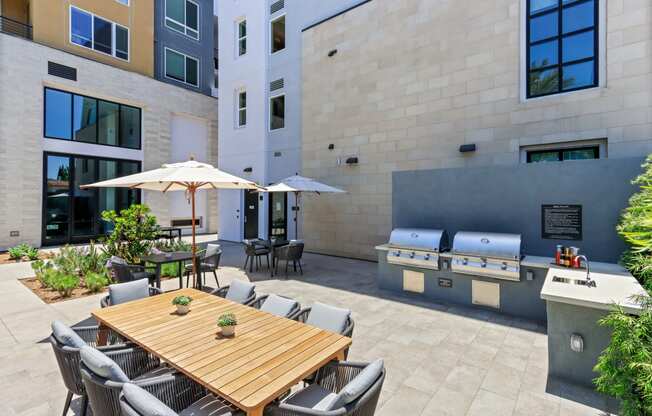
270;78;284;91
48;61;77;81
270;0;284;14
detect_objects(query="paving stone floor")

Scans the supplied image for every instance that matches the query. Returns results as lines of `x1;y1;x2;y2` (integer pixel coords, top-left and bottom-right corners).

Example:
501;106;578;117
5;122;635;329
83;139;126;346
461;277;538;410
0;237;617;415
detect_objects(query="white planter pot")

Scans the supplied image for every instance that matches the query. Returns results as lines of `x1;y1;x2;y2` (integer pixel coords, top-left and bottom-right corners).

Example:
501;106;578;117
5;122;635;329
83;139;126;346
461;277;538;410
176;304;190;315
220;325;235;337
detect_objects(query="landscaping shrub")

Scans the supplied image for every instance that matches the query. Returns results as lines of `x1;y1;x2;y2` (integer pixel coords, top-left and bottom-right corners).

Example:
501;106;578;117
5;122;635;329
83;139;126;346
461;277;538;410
24;246;39;261
85;271;110;293
50;272;79;298
53;245;82;276
8;243;39;260
102;204;158;264
32;260;53;288
594;157;652;415
78;241;108;276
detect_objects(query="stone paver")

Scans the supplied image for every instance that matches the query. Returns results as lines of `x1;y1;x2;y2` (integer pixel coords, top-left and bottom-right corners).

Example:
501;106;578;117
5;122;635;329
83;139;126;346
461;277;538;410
0;237;617;415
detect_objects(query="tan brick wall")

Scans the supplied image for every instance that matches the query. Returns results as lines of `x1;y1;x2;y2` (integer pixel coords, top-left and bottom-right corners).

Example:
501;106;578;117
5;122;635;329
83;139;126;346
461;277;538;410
301;0;652;260
0;33;218;249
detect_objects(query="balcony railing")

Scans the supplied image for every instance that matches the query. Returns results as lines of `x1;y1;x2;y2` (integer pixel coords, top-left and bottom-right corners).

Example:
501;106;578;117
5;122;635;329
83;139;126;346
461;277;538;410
0;15;32;40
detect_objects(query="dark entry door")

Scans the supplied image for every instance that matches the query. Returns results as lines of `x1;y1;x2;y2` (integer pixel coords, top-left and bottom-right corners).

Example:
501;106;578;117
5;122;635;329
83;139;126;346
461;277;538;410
244;190;259;239
268;192;287;239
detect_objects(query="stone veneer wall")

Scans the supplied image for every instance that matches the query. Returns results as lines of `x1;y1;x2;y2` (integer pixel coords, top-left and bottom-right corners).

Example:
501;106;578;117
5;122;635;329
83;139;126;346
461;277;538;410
0;33;218;249
301;0;652;260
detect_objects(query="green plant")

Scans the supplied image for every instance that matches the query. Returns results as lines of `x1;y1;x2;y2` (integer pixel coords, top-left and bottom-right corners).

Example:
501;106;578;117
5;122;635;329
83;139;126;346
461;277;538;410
85;271;110;293
594;297;652;416
25;247;39;261
8;243;37;260
78;241;109;276
101;204;158;264
52;245;82;276
172;295;193;306
217;313;237;327
154;239;192;253
50;272;80;298
32;260;54;288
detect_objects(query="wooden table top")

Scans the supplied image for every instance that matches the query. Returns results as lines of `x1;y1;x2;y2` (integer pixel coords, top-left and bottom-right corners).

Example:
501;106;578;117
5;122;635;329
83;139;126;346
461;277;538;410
92;288;352;416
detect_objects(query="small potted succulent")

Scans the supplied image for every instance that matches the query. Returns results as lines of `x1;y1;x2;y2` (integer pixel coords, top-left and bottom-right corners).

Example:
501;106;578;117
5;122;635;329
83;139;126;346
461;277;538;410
217;313;237;337
172;295;193;315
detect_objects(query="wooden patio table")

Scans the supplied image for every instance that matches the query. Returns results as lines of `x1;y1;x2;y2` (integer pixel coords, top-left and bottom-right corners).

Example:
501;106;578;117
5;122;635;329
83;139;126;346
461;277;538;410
92;288;352;416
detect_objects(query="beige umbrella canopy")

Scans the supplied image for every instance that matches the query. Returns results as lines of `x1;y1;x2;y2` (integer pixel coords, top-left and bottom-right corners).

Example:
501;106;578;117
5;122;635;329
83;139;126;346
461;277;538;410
81;159;261;281
263;175;346;239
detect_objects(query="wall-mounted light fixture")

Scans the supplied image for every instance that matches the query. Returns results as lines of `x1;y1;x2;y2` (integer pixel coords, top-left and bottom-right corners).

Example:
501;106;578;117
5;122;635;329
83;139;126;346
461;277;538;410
328;144;335;150
328;49;338;57
345;156;359;165
243;167;253;173
570;333;584;353
459;144;476;153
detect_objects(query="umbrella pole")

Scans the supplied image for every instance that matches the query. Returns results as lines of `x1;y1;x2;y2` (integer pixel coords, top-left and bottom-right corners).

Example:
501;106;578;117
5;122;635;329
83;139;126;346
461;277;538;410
295;192;299;240
191;186;198;289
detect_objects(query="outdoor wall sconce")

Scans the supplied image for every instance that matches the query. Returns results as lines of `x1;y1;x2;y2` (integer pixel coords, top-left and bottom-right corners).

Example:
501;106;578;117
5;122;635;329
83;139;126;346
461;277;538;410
328;144;335;150
328;49;338;57
570;333;584;353
459;144;476;153
243;167;253;173
345;157;359;165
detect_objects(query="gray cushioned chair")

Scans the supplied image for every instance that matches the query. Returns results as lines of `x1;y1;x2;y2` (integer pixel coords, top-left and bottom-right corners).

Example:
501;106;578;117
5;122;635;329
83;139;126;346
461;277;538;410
265;360;386;416
251;294;301;318
211;280;256;305
274;241;305;277
294;303;354;359
120;382;243;416
101;278;163;308
49;321;159;416
243;239;271;272
80;346;205;416
184;244;222;289
107;256;156;285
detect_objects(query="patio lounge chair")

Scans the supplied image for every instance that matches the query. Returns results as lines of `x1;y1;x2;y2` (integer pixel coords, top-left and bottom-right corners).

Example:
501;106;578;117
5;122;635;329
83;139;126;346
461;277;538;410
80;346;205;416
211;280;256;305
274;240;304;277
119;382;242;416
294;302;354;359
49;320;159;416
265;359;386;416
107;256;156;285
243;239;270;272
100;278;163;308
184;244;222;289
251;294;301;318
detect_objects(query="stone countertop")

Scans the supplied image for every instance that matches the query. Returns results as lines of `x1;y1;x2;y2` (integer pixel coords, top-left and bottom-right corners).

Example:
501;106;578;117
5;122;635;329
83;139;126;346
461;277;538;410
540;267;648;315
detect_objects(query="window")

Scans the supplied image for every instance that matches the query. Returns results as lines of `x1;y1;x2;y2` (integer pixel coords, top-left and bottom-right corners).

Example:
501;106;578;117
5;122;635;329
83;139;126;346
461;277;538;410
237;19;247;56
270;94;285;130
271;15;285;54
116;0;129;5
165;0;199;40
70;6;129;61
165;48;199;87
526;0;598;98
527;146;599;162
44;87;141;149
237;90;247;127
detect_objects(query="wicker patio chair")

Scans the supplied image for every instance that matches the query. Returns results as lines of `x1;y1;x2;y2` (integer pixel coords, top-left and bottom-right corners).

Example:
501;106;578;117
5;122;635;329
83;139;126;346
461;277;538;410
251;294;301;318
107;256;156;285
100;278;163;308
294;303;354;360
274;241;304;277
80;346;205;416
184;245;222;289
119;382;243;416
210;280;256;305
243;239;271;272
265;360;386;416
49;321;159;416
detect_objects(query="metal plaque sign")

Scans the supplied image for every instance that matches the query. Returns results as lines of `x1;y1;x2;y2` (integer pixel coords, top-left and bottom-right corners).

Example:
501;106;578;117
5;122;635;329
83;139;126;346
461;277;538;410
542;204;582;241
438;278;453;288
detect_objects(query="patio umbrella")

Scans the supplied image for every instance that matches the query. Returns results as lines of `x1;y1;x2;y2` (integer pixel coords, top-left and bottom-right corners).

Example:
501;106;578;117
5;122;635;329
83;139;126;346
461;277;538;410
263;175;346;239
81;159;261;282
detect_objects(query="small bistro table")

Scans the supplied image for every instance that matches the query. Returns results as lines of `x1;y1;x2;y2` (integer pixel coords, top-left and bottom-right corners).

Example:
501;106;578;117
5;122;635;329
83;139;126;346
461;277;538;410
92;289;352;416
141;251;194;289
157;226;183;242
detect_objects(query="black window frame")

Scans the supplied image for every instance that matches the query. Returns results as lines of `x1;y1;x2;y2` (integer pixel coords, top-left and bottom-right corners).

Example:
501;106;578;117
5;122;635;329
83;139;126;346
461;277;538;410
43;87;142;150
526;145;600;163
526;0;599;99
42;151;142;246
268;191;288;240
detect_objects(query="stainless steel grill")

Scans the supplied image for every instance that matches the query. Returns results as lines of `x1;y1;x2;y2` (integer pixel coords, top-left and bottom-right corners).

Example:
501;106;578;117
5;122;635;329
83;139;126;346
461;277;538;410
387;228;449;270
451;231;522;281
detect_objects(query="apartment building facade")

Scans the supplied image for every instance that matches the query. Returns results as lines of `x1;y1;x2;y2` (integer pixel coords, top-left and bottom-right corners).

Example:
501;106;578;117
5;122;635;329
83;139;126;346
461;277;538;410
216;0;368;243
301;0;652;260
0;0;218;249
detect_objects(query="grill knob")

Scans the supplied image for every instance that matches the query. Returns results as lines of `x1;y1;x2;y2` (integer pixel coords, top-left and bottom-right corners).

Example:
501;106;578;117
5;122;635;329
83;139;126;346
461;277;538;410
395;250;401;257
481;259;487;268
501;262;508;270
410;252;415;259
425;254;430;260
462;258;468;265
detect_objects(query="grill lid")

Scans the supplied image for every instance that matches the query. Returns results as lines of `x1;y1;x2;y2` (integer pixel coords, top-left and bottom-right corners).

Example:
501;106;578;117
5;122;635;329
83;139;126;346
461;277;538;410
388;228;449;252
452;231;521;260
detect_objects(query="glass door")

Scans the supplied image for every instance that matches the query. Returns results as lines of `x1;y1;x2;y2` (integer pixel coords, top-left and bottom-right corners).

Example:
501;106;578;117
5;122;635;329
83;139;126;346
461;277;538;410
268;192;287;240
44;155;71;245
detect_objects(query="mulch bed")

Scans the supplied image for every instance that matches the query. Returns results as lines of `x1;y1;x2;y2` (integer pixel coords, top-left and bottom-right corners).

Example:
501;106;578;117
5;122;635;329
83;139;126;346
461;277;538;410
0;252;54;265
